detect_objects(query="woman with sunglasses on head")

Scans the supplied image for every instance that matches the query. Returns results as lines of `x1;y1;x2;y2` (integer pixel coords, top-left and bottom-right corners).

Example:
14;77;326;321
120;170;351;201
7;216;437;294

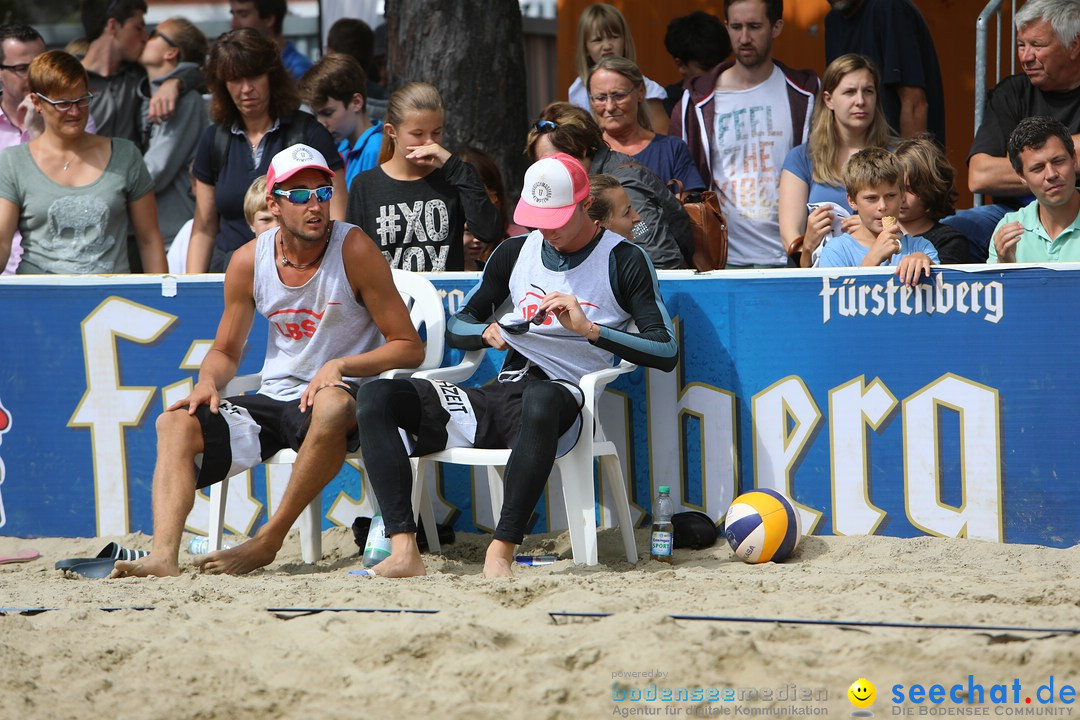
526;102;692;269
0;50;166;274
345;82;502;272
186;28;345;273
587;56;704;199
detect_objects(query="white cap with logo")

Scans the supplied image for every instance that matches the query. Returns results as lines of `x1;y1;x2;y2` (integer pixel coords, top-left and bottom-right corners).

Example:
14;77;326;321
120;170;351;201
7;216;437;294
266;143;335;188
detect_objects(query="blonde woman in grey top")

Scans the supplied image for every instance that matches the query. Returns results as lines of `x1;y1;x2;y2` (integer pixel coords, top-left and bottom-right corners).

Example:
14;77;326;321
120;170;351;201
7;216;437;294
0;50;166;274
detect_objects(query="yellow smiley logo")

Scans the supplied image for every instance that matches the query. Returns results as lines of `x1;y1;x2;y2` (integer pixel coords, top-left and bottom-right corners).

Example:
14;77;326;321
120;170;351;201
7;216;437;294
848;678;876;709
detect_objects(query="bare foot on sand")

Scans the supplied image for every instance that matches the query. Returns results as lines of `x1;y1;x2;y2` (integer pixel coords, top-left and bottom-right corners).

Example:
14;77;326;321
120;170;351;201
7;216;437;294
370;533;426;578
370;553;426;578
193;535;279;575
483;540;516;579
109;553;180;579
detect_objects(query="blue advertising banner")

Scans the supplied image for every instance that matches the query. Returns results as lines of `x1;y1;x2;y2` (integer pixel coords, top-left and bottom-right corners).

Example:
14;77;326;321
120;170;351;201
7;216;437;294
0;266;1074;547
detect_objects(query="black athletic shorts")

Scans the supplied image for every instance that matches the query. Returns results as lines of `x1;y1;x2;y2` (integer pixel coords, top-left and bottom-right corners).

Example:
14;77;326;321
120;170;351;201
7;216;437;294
193;383;362;489
403;370;584;459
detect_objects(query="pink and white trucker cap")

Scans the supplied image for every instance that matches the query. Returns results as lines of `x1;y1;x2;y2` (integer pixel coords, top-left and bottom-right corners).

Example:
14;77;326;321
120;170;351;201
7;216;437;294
266;143;335;187
513;153;590;229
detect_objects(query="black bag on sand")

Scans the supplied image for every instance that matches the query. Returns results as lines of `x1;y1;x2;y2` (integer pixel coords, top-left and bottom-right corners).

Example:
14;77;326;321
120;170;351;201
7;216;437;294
351;516;455;554
672;511;719;549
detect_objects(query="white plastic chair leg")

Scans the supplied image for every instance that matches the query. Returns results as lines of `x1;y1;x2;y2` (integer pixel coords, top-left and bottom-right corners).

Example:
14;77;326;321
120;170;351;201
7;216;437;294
557;449;599;566
411;458;441;553
485;466;504;531
208;476;229;551
298;494;322;564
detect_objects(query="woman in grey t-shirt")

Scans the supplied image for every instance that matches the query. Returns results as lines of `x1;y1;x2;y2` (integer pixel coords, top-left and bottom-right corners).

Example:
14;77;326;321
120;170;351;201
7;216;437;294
0;50;166;274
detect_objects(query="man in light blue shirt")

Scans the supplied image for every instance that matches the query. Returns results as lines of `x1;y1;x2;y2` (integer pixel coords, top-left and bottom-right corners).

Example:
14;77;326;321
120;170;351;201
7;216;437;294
989;116;1080;263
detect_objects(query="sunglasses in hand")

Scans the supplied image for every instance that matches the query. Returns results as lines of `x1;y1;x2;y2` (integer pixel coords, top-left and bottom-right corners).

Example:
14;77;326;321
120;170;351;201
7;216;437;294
499;284;549;335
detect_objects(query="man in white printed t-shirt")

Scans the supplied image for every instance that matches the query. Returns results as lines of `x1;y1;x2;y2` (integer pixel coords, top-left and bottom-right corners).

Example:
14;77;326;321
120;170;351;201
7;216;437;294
671;0;819;267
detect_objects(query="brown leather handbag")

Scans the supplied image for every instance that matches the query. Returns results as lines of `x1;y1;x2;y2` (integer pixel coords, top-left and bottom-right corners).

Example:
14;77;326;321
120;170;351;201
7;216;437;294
680;189;729;271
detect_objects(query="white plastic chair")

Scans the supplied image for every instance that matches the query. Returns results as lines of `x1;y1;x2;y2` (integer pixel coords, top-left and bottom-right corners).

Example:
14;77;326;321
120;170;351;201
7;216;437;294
409;348;640;566
207;269;447;562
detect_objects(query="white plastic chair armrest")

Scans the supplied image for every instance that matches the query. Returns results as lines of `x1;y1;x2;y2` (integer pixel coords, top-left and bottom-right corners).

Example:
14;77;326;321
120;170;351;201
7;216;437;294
379;367;417;379
578;360;637;408
222;373;261;396
412;349;486;384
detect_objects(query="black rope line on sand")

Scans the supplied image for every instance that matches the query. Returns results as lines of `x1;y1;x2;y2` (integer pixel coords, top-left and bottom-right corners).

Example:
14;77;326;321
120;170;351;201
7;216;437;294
668;615;1080;634
549;611;613;623
267;607;440;620
0;607;155;615
4;608;1071;636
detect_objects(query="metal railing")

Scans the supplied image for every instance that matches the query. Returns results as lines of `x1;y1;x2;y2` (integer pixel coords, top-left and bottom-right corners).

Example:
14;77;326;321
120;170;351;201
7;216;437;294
974;0;1021;206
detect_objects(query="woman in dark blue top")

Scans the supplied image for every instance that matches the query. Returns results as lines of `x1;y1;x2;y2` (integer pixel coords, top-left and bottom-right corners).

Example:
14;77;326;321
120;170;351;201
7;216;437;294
586;55;704;198
187;29;344;273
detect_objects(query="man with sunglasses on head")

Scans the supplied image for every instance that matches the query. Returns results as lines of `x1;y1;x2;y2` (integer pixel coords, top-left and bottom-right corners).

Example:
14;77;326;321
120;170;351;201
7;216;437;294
353;153;678;580
111;143;424;579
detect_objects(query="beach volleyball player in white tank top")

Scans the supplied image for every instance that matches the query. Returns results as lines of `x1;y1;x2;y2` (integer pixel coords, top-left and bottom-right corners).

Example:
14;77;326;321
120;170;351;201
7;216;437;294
112;144;424;579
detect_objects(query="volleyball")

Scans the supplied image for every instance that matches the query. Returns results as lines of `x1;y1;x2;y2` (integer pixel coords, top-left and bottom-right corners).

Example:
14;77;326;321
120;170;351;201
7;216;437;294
724;489;803;563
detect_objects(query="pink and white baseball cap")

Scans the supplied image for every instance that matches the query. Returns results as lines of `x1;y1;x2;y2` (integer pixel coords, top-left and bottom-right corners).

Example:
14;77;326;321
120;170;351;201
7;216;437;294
266;143;335;187
514;153;590;229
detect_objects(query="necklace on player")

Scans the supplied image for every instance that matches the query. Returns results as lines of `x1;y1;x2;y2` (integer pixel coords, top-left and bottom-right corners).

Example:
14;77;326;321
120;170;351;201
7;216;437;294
279;228;331;271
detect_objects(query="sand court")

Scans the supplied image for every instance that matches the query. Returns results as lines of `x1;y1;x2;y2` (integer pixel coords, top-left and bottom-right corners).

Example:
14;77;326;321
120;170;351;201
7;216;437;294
1;529;1078;720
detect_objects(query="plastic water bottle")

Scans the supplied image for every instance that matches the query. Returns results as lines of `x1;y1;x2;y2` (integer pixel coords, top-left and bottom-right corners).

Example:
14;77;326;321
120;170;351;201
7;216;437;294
362;514;392;567
187;536;238;554
650;486;674;563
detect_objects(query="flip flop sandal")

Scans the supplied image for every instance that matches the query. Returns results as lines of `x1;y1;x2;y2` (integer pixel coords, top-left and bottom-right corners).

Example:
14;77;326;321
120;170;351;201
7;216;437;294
63;558;121;579
55;542;149;573
348;569;378;578
0;549;41;564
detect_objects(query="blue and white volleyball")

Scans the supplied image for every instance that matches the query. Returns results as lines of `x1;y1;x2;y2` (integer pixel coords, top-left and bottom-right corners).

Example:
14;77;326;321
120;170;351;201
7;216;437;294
724;489;803;563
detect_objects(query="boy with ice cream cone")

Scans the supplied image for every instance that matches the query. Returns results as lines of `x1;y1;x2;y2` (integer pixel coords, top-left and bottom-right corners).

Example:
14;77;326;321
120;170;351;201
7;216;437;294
818;147;938;285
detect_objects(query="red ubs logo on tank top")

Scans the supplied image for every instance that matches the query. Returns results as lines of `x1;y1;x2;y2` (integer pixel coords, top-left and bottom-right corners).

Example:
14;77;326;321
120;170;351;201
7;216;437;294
268;303;340;341
515;289;599;326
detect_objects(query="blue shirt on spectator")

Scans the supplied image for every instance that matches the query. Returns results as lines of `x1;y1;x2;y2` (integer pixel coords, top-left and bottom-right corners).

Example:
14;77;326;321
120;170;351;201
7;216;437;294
281;41;313;81
632;134;705;193
339;120;383;192
782;144;849;208
818;232;939;267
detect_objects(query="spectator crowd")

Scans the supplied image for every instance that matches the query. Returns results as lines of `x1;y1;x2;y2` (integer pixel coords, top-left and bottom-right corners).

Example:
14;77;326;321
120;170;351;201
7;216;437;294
4;0;1074;582
2;0;1078;278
